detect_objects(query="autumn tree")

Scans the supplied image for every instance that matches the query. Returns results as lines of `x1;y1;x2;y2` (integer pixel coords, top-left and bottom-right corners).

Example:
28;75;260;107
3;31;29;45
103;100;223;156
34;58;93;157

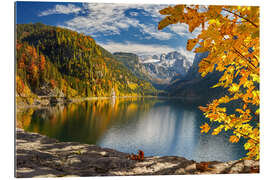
159;5;259;160
16;23;157;99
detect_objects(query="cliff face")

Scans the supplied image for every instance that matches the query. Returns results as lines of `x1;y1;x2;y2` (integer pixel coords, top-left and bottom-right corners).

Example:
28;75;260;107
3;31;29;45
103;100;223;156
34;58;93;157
138;51;192;84
186;52;209;79
166;52;225;101
16;128;259;178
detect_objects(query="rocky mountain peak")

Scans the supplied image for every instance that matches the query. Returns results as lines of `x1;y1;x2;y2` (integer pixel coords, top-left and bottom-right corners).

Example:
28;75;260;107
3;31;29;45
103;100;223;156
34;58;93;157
137;51;192;84
152;55;159;59
160;53;167;61
165;51;182;60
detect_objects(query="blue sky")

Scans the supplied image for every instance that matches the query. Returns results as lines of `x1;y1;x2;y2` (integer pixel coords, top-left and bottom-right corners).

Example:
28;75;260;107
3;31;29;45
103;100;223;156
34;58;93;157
15;1;200;61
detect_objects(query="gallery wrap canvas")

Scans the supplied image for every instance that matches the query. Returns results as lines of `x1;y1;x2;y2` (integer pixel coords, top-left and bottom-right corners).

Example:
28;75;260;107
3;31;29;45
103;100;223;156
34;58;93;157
15;1;260;178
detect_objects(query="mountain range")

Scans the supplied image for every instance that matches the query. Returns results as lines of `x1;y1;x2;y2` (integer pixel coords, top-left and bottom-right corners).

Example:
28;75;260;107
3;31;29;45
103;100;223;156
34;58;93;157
138;52;192;84
114;51;225;100
16;23;224;104
113;51;192;90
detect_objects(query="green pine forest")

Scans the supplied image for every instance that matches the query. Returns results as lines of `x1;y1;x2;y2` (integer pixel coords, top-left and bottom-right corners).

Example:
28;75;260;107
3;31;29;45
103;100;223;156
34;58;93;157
16;23;157;104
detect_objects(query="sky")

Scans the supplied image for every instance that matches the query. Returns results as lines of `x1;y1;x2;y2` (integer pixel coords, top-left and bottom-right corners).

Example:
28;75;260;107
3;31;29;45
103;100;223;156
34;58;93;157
15;1;201;61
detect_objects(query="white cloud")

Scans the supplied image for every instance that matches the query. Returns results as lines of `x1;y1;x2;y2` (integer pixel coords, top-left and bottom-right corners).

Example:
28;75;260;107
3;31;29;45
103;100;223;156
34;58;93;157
129;11;138;16
99;41;176;55
169;23;202;38
64;3;139;35
138;24;173;40
39;3;204;40
98;41;195;62
60;3;173;39
140;4;168;18
39;4;81;16
221;9;235;20
177;47;195;63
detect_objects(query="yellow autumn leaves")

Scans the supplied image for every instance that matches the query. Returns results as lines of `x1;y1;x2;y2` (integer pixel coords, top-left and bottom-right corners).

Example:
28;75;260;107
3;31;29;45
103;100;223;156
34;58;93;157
186;38;199;51
200;123;210;133
230;135;240;143
159;5;260;160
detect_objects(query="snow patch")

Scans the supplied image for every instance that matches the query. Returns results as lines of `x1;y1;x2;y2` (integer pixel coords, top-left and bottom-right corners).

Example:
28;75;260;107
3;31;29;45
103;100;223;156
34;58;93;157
141;59;160;64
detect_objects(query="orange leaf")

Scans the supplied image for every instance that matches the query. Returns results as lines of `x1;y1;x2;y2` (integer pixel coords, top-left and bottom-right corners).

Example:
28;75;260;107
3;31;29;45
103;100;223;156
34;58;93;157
186;38;199;51
129;150;145;161
200;123;210;133
138;150;144;161
199;106;208;112
158;17;170;30
158;16;178;30
229;135;239;143
159;6;174;15
196;162;211;171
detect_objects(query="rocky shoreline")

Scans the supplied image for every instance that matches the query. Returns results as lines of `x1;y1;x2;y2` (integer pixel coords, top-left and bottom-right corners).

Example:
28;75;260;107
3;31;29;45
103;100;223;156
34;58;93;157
16;128;259;178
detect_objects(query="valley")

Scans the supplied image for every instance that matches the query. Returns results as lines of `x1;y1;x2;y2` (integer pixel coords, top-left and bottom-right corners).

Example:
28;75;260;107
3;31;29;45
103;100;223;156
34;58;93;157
16;23;225;107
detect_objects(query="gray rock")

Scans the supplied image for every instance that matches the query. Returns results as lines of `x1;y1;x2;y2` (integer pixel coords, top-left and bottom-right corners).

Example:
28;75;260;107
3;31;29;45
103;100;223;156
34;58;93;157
16;128;260;178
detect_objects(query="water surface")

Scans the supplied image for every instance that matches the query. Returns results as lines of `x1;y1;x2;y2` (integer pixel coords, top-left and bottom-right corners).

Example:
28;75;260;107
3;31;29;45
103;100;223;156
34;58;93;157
17;97;247;162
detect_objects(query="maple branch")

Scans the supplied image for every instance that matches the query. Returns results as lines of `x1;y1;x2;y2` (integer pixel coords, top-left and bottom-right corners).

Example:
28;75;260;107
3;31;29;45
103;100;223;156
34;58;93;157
202;59;211;64
250;109;260;122
206;100;259;144
252;55;259;63
241;44;259;64
233;48;255;68
222;8;258;28
224;122;259;144
242;101;260;122
232;47;259;75
234;43;259;70
205;106;259;144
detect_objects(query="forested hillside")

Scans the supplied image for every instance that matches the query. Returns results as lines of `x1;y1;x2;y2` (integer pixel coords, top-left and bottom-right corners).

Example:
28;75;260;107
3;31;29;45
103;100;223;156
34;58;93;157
113;52;149;81
16;23;156;104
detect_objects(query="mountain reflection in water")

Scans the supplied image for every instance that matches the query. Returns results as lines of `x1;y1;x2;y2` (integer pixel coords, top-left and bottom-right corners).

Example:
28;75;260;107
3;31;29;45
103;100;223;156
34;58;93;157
17;97;247;162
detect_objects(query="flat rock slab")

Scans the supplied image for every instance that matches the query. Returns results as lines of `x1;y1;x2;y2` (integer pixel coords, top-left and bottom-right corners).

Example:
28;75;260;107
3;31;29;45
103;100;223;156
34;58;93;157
16;128;259;178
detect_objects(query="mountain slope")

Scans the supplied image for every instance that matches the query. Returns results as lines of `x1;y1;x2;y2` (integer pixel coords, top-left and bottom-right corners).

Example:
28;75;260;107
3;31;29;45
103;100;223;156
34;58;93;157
16;23;157;102
166;52;225;101
113;51;192;91
138;51;192;84
113;52;150;81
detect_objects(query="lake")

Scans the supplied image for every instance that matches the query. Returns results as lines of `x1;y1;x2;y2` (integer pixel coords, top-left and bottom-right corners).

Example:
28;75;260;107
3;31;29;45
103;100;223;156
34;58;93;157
17;97;247;162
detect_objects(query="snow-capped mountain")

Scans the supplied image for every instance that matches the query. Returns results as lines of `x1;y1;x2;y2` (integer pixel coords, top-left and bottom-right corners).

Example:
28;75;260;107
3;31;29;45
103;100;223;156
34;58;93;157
138;51;192;84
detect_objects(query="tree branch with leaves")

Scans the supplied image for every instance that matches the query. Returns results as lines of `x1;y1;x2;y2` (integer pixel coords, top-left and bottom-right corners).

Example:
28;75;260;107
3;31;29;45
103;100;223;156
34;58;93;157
158;5;260;160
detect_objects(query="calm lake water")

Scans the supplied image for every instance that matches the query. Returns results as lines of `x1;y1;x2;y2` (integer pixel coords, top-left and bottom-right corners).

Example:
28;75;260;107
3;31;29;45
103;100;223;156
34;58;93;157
17;97;247;162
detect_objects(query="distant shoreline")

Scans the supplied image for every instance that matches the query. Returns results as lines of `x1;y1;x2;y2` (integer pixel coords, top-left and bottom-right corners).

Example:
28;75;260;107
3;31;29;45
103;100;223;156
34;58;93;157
16;95;203;110
16;95;156;110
